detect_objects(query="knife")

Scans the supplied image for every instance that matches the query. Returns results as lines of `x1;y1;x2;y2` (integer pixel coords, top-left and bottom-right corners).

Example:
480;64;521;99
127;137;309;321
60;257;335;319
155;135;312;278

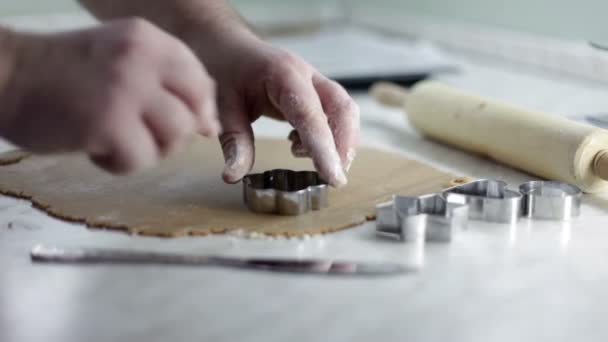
30;244;412;276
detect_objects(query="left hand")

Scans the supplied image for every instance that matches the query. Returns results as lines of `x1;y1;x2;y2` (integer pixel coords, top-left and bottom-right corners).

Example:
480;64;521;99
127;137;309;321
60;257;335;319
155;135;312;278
195;31;360;187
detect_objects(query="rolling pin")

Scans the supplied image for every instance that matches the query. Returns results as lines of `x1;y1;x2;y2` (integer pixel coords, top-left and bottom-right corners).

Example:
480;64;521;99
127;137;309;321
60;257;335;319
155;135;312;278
370;81;608;193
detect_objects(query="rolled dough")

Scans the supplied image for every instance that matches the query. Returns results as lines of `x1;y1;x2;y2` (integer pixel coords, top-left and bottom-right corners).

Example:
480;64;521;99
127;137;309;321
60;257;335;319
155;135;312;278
0;138;455;237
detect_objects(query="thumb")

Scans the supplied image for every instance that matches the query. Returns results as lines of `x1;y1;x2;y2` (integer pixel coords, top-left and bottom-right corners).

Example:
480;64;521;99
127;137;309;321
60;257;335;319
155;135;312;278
218;96;255;184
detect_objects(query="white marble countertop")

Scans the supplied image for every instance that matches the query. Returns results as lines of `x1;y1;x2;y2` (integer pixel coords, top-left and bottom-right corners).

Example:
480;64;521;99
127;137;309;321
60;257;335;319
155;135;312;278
3;15;608;342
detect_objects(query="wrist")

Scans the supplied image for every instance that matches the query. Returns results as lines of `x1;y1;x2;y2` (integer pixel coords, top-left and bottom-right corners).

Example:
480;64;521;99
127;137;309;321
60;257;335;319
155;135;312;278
195;27;266;77
175;1;259;47
177;14;264;73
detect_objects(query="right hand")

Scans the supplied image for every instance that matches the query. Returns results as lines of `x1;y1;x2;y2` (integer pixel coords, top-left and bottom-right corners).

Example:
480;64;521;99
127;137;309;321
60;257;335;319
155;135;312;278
0;18;219;174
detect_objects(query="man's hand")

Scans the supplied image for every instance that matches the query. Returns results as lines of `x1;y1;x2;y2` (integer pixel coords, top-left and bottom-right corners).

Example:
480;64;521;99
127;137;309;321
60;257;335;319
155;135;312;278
80;0;361;187
200;35;360;187
0;18;219;174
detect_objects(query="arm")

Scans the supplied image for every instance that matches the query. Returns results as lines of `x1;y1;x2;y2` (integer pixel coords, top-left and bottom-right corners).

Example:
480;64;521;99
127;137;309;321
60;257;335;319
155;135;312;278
80;0;360;187
79;0;257;72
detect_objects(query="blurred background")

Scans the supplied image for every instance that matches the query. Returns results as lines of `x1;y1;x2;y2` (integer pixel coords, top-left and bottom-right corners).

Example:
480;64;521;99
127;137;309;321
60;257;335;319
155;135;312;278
1;0;606;41
1;0;607;84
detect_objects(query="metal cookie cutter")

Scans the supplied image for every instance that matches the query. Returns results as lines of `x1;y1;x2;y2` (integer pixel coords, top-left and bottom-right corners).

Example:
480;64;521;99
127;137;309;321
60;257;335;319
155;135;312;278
376;193;469;242
243;169;328;215
444;179;522;224
519;181;582;220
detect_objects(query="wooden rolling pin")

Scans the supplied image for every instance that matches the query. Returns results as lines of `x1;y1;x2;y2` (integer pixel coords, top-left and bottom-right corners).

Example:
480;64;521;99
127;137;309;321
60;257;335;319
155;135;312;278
370;81;608;193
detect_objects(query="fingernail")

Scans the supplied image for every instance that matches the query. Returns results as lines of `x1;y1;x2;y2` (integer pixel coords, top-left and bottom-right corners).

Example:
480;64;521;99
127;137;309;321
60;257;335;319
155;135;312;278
222;162;239;183
344;148;356;172
222;150;246;183
331;164;348;187
222;143;237;181
288;130;300;142
291;142;309;158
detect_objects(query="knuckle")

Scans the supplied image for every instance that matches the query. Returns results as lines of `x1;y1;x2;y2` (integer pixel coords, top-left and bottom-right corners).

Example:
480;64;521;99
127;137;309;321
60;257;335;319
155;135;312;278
271;85;318;125
258;58;278;78
113;18;155;58
275;50;302;68
99;89;130;119
329;80;349;98
327;85;359;118
167;39;191;61
120;17;154;38
266;68;298;104
337;97;360;118
163;36;198;65
105;62;134;91
261;51;301;77
289;100;317;123
272;66;298;88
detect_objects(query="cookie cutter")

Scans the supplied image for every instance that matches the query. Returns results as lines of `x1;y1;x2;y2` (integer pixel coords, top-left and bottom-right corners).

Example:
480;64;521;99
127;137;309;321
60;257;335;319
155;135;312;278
519;181;582;220
443;179;522;224
376;193;469;242
243;169;328;215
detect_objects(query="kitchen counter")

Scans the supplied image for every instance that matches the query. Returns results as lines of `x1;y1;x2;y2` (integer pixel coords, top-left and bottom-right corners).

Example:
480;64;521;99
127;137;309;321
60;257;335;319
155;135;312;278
2;13;608;342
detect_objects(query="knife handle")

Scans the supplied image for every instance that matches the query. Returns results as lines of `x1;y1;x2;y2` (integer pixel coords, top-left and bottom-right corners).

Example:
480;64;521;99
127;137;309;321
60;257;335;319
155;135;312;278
30;244;211;265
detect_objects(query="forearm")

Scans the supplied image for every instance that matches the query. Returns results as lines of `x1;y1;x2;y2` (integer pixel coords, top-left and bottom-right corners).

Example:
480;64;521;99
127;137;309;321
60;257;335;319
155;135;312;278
0;26;17;131
0;26;17;128
78;1;259;63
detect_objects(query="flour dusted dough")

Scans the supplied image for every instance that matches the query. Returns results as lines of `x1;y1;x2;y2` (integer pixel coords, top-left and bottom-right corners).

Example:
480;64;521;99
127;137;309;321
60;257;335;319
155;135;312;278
0;138;455;237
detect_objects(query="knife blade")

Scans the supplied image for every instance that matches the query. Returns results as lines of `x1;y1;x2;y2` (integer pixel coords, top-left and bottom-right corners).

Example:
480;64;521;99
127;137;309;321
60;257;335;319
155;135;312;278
30;244;412;276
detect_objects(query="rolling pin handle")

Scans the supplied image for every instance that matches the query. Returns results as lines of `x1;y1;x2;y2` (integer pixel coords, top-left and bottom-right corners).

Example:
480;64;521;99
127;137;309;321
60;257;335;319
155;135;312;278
593;150;608;181
370;82;409;108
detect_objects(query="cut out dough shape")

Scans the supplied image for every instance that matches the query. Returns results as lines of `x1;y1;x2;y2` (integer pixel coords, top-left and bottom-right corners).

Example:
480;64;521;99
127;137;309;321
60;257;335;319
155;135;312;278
0;138;455;237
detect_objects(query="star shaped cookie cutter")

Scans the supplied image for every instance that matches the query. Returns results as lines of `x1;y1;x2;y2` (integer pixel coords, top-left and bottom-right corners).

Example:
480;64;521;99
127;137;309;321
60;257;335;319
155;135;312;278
243;169;329;216
376;193;469;242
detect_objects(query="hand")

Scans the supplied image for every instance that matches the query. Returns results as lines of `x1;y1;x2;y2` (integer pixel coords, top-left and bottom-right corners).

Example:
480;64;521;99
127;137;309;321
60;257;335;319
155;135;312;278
0;18;219;174
198;32;360;187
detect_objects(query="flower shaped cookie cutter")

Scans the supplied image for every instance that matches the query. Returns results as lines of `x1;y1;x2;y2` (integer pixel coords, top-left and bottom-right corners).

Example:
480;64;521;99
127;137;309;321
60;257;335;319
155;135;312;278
243;169;329;216
519;181;582;220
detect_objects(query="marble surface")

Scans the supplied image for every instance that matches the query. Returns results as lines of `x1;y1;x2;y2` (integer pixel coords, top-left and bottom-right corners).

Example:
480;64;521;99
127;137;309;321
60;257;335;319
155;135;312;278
2;18;608;342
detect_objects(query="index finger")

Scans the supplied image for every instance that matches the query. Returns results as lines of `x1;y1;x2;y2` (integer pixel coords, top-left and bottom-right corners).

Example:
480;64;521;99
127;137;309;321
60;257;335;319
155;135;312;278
265;70;347;187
